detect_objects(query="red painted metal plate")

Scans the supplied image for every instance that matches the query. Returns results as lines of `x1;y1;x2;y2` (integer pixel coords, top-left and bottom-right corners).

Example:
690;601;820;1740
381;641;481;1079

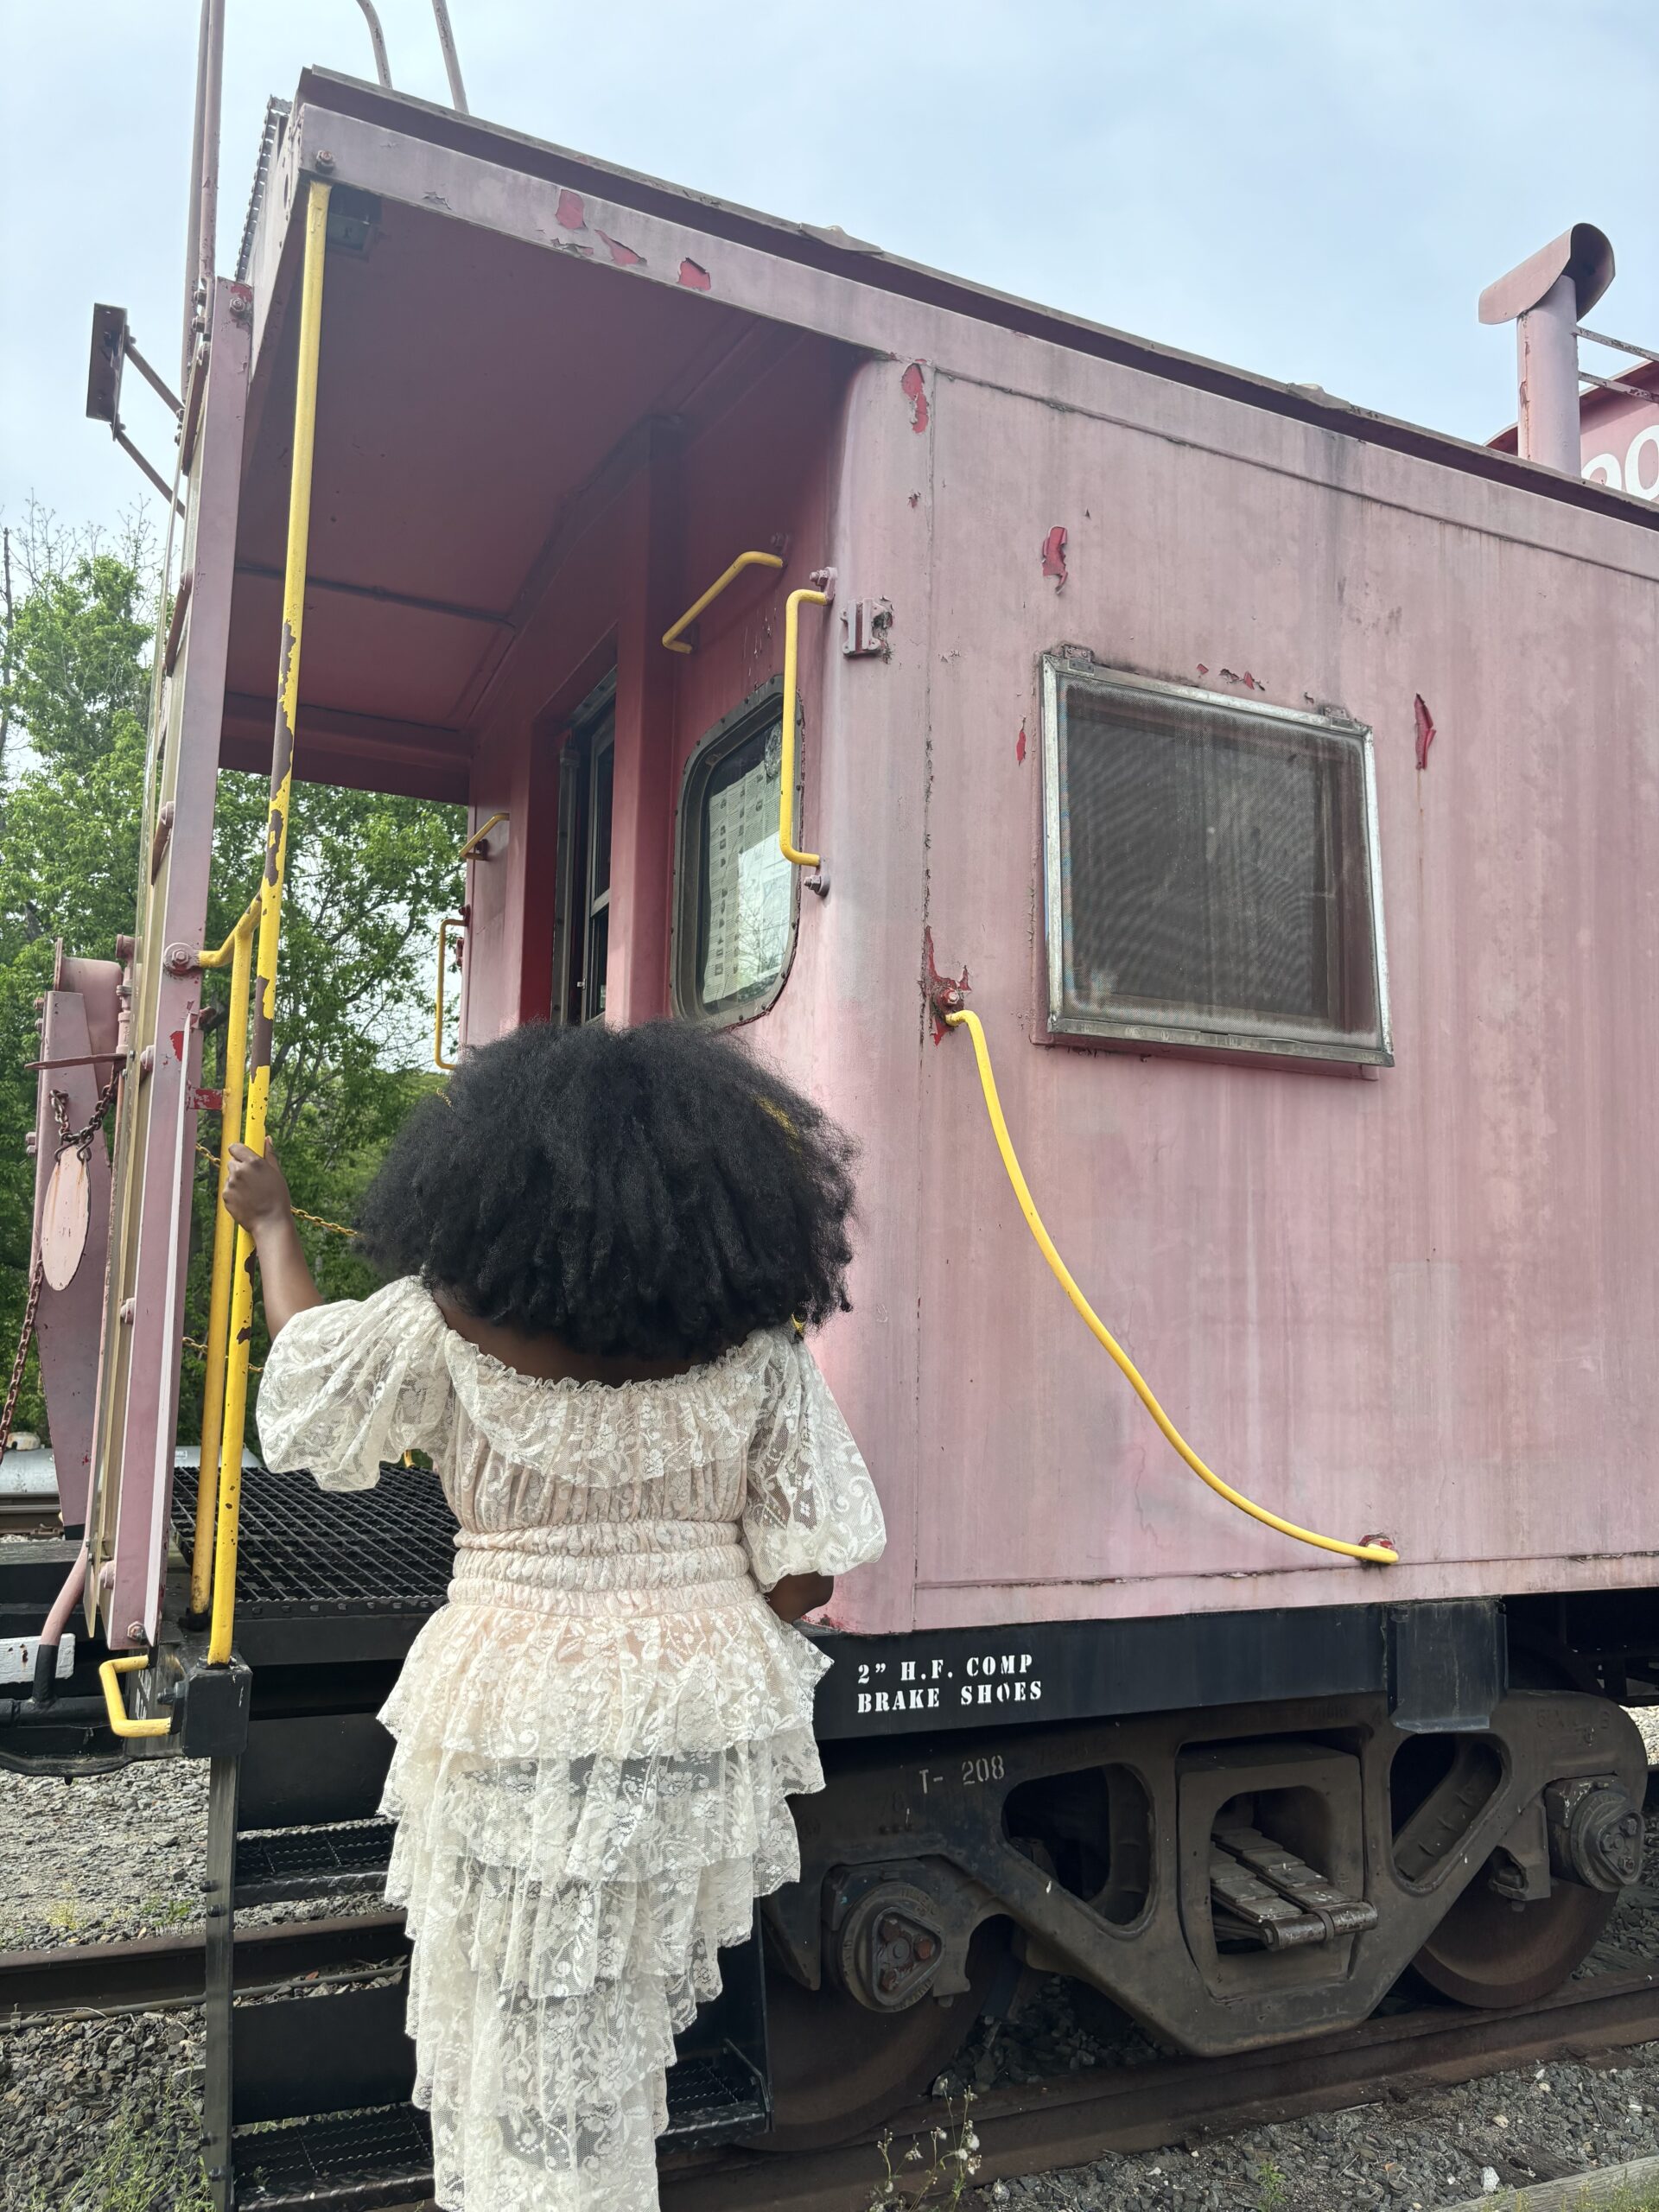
40;1149;90;1292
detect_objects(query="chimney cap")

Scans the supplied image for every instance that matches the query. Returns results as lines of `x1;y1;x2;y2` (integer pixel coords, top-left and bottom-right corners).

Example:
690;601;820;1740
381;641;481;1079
1479;224;1614;327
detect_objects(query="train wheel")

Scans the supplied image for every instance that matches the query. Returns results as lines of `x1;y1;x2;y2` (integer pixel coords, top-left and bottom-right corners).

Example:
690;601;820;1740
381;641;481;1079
1410;1874;1613;2009
1411;1652;1623;2011
754;1922;1009;2151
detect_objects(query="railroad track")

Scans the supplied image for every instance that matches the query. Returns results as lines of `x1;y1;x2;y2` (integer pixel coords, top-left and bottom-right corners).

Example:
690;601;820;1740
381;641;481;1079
659;1966;1659;2212
0;1910;408;2018
6;1929;1659;2210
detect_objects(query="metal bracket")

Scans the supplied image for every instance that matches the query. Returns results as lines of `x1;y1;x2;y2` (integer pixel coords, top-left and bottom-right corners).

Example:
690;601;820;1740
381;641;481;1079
841;598;893;658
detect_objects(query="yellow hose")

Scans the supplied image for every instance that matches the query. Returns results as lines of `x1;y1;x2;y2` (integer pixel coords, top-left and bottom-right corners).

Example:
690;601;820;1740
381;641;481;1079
944;1009;1398;1567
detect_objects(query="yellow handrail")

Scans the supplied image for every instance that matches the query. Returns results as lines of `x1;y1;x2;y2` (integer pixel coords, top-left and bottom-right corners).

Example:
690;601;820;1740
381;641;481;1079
944;1007;1399;1567
458;810;506;863
99;1654;172;1739
188;894;259;1618
434;914;465;1071
661;550;783;654
207;177;332;1669
779;586;830;870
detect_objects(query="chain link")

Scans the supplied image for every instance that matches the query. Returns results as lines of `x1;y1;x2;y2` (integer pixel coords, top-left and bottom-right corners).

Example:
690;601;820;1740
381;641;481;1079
2;1072;122;1460
0;1263;44;1459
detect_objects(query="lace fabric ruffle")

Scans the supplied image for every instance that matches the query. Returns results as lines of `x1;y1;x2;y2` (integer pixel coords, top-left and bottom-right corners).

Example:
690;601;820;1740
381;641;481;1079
385;1603;819;2212
253;1276;887;2210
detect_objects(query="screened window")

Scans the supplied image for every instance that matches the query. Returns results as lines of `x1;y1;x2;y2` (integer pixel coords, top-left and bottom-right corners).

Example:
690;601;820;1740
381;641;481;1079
1042;660;1389;1064
674;686;799;1022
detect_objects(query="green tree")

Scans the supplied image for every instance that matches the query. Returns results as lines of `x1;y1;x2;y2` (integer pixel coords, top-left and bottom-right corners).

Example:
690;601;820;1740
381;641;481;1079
0;508;464;1444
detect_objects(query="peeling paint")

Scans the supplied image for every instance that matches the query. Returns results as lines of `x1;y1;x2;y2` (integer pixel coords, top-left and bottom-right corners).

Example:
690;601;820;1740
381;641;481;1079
908;492;920;509
900;361;929;434
677;257;712;290
168;1030;185;1062
922;928;969;1046
1218;668;1262;691
597;231;643;268
1197;663;1209;677
1414;693;1437;771
1040;526;1068;590
1015;721;1027;766
555;188;586;231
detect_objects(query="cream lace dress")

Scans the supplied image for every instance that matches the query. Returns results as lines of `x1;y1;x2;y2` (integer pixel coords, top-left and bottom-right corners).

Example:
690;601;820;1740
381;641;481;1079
256;1276;886;2212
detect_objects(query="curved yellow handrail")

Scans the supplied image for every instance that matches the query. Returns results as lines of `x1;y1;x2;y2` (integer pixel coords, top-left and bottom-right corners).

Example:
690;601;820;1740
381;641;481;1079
779;586;830;870
99;1654;173;1739
662;550;783;655
944;1008;1398;1567
434;915;466;1071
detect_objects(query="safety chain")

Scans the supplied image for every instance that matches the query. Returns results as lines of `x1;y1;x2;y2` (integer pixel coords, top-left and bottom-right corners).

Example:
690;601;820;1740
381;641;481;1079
52;1071;121;1166
0;1263;45;1461
0;1073;122;1459
192;1143;356;1240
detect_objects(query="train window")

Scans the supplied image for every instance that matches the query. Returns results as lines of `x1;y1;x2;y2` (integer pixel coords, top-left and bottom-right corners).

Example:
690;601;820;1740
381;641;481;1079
672;679;800;1024
1041;659;1390;1066
551;677;617;1025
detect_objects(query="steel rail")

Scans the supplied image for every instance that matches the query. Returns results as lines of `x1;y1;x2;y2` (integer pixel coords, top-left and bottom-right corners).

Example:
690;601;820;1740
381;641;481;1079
658;1966;1659;2212
0;1910;408;2021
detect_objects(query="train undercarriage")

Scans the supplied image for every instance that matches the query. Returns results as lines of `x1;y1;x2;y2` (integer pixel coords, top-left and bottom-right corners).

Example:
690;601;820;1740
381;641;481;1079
3;1465;1653;2202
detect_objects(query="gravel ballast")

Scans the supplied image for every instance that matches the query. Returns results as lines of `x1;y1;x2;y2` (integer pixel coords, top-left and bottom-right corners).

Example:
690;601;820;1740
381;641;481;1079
10;1745;1659;2208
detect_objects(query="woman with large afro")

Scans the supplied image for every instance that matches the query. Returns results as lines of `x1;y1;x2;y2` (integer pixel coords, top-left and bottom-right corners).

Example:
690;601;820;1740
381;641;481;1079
225;1017;885;2211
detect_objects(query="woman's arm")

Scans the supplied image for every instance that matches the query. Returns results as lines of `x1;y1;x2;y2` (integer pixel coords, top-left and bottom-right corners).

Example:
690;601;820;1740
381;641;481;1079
222;1142;322;1341
766;1572;834;1624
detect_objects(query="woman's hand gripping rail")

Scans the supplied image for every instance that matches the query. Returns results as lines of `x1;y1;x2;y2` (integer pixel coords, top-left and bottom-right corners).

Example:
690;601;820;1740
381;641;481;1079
942;1007;1398;1567
222;1141;322;1340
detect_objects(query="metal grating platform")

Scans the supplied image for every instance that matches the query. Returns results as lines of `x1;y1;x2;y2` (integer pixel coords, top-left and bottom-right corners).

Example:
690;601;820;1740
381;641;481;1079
233;2103;431;2210
661;2044;770;2145
236;1821;397;1906
172;1462;456;1616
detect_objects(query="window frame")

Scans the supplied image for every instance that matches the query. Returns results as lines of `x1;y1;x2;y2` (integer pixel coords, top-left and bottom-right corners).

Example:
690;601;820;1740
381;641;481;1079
1039;655;1392;1068
550;672;617;1027
671;674;803;1027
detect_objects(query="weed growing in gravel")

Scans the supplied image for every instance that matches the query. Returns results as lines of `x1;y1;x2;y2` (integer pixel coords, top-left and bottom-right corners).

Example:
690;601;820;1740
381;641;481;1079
43;1897;86;1936
1255;2158;1291;2210
137;1896;194;1929
54;2088;207;2212
866;2088;982;2207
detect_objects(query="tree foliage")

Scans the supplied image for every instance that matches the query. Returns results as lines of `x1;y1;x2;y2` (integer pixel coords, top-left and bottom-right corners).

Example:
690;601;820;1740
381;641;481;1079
0;507;464;1441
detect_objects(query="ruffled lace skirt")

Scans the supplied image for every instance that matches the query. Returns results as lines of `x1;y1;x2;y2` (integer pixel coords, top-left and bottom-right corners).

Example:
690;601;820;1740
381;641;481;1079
378;1531;828;2211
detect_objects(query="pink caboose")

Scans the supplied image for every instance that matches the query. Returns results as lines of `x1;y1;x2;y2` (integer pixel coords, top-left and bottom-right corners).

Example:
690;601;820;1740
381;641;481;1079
18;63;1659;2181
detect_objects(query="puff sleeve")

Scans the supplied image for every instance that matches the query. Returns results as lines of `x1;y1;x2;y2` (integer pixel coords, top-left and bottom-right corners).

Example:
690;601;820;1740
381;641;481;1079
256;1277;456;1491
741;1330;886;1592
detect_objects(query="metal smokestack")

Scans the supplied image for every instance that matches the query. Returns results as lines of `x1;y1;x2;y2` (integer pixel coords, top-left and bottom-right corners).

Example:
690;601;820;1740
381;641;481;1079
1479;225;1615;474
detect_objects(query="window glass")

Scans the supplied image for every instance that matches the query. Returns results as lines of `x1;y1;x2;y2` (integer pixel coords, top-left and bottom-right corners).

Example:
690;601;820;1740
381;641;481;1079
677;702;798;1022
1046;664;1388;1063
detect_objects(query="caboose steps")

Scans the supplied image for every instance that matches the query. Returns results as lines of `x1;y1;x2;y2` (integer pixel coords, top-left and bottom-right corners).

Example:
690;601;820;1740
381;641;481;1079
232;1819;396;1906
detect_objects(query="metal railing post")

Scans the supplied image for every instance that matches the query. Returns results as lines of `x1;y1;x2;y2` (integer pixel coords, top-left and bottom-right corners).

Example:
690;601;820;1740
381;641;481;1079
208;178;331;1668
189;897;258;1619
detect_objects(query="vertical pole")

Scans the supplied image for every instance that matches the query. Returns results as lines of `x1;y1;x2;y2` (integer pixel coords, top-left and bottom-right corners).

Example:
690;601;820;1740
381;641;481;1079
188;900;257;1621
182;0;226;384
1516;272;1583;474
200;1752;239;2210
208;179;330;1669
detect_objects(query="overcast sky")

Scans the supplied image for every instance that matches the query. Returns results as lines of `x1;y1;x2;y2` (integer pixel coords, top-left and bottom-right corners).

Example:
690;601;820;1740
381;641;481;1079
3;0;1656;542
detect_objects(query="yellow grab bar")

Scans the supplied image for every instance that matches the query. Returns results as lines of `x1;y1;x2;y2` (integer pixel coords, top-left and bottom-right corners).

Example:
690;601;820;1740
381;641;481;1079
779;585;831;870
209;177;332;1671
99;1654;173;1739
944;1007;1398;1567
458;810;507;864
189;895;259;1618
434;915;465;1071
662;550;783;654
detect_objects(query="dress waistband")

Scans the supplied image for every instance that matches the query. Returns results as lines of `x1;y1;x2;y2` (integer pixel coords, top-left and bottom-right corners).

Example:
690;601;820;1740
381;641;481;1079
448;1522;752;1609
